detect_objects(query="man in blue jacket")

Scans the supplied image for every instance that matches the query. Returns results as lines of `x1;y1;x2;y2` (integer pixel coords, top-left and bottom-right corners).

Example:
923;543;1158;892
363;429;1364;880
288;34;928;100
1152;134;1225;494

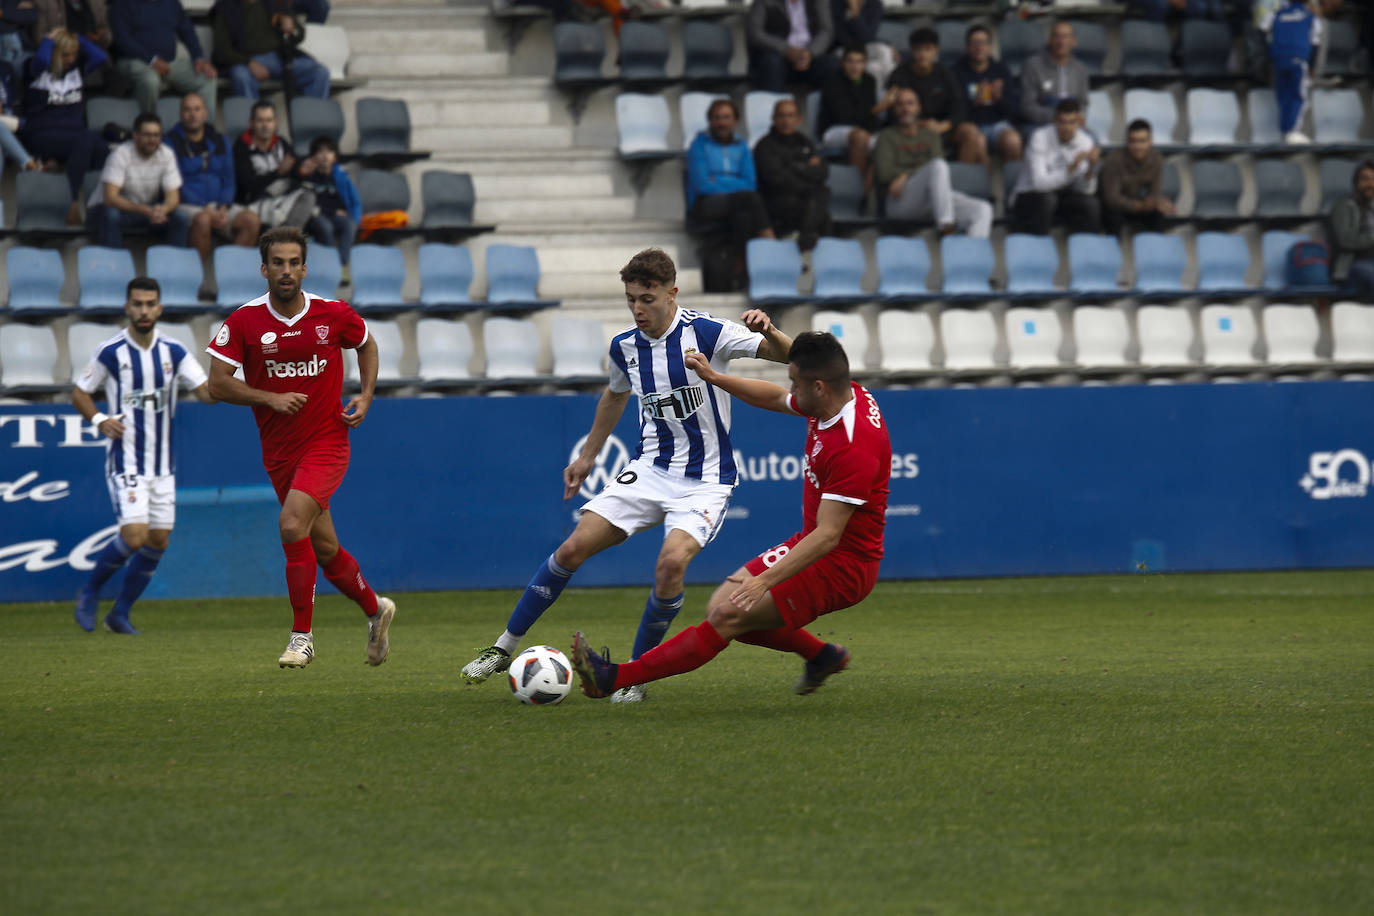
111;0;218;116
687;99;775;264
166;92;259;272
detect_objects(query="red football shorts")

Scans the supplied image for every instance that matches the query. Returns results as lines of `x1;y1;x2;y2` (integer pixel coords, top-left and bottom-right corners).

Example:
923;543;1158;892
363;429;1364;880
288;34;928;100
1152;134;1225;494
265;441;350;510
744;531;880;629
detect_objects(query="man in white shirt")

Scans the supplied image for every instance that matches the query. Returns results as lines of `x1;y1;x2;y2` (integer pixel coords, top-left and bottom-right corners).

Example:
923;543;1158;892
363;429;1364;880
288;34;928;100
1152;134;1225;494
1011;98;1102;235
88;112;190;248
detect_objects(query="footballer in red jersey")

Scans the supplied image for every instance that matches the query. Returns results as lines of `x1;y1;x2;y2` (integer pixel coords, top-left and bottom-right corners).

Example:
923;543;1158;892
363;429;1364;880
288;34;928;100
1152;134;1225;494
206;227;396;670
571;331;891;699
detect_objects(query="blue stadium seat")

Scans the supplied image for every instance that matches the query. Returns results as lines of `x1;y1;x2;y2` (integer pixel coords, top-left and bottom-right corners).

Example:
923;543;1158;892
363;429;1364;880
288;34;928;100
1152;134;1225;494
1072;20;1108;76
85;97;139;134
222;96;253;140
875;235;931;301
215;245;266;309
615;93;673;158
78;246;136;314
1179;20;1232;78
1312;88;1365;146
746;238;804;305
1084;88;1114;145
156;96;182;135
1186;88;1241;148
357;168;411;215
303;245;342;298
811;237;867;302
421;170;487;235
681;20;734;83
1132;232;1186;295
1119;20;1172;76
618;21;670;83
418;242;475;308
1253;158;1307;218
1195;231;1252;293
14;172;77;234
1323;19;1360;76
877;20;913;58
679;92;727;150
1124;89;1178;148
1004;233;1058;297
5;247;66;316
289;96;344;157
1246;89;1281;147
949;162;991;203
936;20;968;70
350;244;409;312
553;21;608;83
997;18;1043;74
145;245;203;311
1190;159;1242;219
1319;157;1357;214
0;324;61;393
485;243;559;309
827;164;868;225
355;97;413;158
1261;230;1306;290
745;90;791;148
940;236;994;297
1067;234;1123;296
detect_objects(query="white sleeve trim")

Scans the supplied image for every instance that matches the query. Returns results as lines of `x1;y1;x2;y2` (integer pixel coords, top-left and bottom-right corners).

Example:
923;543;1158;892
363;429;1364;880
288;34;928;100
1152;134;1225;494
207;348;243;370
821;492;867;506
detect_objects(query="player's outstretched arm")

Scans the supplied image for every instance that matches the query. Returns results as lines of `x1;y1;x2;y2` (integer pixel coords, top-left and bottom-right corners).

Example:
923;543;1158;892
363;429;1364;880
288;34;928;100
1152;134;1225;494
740;308;794;363
564;386;631;500
685;351;792;414
207;356;307;414
342;335;377;428
726;498;856;610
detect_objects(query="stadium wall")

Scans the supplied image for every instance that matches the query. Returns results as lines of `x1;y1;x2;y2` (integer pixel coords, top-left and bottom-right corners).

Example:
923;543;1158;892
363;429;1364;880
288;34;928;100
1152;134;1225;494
3;382;1371;602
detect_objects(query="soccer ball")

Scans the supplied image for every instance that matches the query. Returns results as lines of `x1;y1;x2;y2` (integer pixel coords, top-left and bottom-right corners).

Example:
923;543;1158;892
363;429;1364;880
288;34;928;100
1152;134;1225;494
508;646;573;705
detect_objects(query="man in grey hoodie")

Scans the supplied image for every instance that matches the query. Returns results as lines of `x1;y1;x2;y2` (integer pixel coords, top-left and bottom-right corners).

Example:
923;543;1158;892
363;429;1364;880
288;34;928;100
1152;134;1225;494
1330;160;1374;295
1019;20;1089;130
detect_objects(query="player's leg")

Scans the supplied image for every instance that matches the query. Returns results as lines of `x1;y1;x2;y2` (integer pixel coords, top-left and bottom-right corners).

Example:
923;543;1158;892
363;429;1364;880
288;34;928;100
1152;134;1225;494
106;476;179;634
278;488;325;667
76;475;150;631
309;509;396;666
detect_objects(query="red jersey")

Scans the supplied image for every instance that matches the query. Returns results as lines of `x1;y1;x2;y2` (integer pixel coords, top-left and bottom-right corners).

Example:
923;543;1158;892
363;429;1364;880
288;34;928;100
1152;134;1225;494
789;382;891;562
207;292;368;464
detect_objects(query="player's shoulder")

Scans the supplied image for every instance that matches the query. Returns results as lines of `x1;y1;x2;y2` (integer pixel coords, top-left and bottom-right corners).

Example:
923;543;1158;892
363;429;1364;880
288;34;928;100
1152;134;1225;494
153;331;189;356
91;328;127;358
680;306;729;327
225;293;272;320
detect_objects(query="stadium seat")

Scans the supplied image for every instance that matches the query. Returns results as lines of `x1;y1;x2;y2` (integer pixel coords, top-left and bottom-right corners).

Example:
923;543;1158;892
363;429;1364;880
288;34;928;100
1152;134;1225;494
1186;88;1241;147
421;170;485;233
1123;89;1177;147
482;317;542;381
0;324;60;392
222;96;253;140
939;308;998;371
811;237;867;302
355;97;415;158
1067;234;1123;295
936;20;968;70
14;172;76;234
1262;304;1321;365
1072;21;1108;76
615;93;672;157
1199;304;1259;366
1161;160;1181;202
288;96;344;157
1132;232;1187;295
1004;233;1058;297
553;21;607;82
156;96;182;135
745;90;791;148
214;245;263;309
349;244;409;312
812;310;873;371
1311;88;1365;145
1084;88;1113;145
416;242;474;308
550;315;607;382
618;21;670;82
145;245;204;310
1195;231;1252;292
415;316;475;385
67;322;119;383
303;245;342;298
681;20;734;83
1072;306;1131;370
1119;20;1172;76
85;97;138;134
356;168;411;215
1331;302;1374;365
1260;230;1306;290
1004;307;1063;371
997;18;1043;74
5;247;66;315
875;235;931;301
940;236;993;296
1322;19;1360;77
1252;158;1307;218
78;246;136;314
949;162;991;203
1189;159;1242;219
876;309;936;373
352;318;410;386
746;238;803;304
877;20;913;58
1179;20;1232;78
485;244;558;308
1246;89;1281;147
827;164;868;224
298;23;351;82
1136;305;1195;367
1319;158;1357;214
679;92;728;149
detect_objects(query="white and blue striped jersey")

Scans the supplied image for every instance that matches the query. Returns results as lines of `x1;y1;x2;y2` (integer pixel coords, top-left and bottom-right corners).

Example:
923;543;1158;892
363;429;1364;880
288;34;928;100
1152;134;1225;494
607;307;764;485
76;328;208;478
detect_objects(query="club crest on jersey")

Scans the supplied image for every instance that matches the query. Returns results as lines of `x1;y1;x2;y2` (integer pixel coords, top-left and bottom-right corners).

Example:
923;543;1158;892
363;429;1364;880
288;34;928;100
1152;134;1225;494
316;325;330;343
812;439;824;458
642;384;706;421
260;331;278;354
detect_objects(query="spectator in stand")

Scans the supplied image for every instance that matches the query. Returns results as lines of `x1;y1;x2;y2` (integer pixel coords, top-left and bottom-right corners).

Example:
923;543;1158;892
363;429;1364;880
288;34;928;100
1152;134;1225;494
233;98;315;229
1330;159;1374;296
88;111;190;247
829;0;896;90
754;97;831;252
1011;98;1101;235
1261;0;1322;144
0;1;38;69
166;92;259;276
1020;20;1089;131
873;87;992;237
817;42;895;189
686;98;774;264
295;136;360;280
887;27;979;163
0;61;41;173
1098;118;1174;233
746;0;838;93
33;0;112;49
110;0;218;116
950;24;1022;164
19;29;109;221
212;0;331;101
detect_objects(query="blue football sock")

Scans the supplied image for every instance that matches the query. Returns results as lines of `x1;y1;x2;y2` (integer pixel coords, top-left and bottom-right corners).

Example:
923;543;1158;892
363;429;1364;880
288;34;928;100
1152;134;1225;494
85;535;134;594
112;546;164;617
505;554;575;637
631;591;683;660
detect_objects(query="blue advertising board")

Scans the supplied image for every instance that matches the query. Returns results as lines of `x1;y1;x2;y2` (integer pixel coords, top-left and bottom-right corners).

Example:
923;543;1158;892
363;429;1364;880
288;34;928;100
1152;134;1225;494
2;381;1371;602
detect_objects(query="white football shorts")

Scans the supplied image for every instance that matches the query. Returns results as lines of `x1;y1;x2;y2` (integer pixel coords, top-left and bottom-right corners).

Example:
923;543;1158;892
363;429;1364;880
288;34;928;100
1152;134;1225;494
106;472;177;528
580;458;733;548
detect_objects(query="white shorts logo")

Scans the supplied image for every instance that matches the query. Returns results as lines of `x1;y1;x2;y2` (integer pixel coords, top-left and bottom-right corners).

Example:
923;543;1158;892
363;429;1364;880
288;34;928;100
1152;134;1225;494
571;433;631;500
1299;449;1370;500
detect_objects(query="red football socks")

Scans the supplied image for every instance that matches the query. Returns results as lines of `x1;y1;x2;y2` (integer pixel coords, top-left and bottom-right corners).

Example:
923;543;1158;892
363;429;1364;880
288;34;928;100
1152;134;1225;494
735;626;826;661
614;620;729;690
320;546;379;615
283;537;317;632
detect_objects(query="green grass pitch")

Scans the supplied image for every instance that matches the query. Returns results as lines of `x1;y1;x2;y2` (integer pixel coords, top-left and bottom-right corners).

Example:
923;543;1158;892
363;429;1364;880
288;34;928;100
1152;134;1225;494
3;571;1372;915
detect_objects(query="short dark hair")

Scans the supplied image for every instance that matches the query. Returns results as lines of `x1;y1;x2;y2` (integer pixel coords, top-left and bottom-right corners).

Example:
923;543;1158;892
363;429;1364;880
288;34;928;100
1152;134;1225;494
309;136;338;156
706;98;739;121
133;112;161;133
1054;98;1082;117
1126;119;1152;135
909;27;939;49
126;276;160;300
965;24;991;43
250;99;276;120
788;331;850;389
1355;159;1374;186
620;248;676;289
841;41;867;59
259;226;308;265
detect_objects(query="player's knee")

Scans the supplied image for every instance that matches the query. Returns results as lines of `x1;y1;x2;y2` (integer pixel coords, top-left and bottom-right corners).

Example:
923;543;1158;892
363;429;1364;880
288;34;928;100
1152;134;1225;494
705;600;746;635
121;528;148;550
147;530;171;550
653;553;691;591
553;539;589;571
278;515;310;543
